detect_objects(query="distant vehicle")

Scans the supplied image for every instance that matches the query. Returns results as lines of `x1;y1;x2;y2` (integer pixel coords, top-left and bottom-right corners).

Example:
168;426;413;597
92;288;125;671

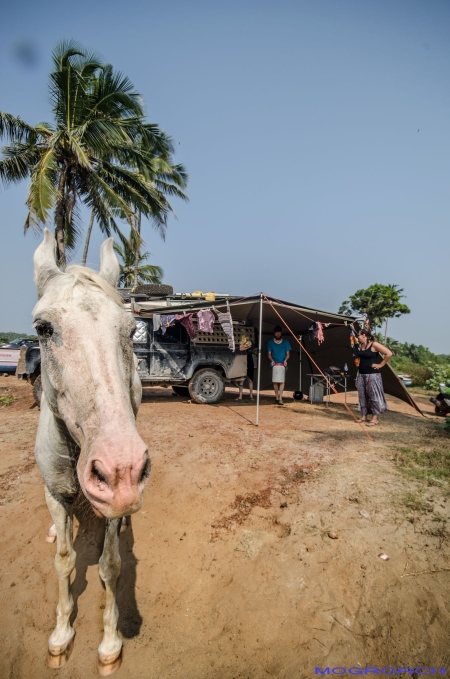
397;374;413;387
0;338;38;374
0;337;37;349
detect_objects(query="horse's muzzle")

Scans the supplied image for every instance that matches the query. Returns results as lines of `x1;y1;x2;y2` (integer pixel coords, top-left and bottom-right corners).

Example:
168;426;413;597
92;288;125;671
80;442;150;519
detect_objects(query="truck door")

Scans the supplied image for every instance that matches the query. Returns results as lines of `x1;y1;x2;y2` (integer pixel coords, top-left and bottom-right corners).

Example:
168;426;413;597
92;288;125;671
150;321;190;379
132;319;151;378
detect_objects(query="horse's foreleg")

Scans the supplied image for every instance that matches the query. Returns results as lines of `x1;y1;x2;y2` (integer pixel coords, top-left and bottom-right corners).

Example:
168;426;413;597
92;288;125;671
98;518;122;676
45;486;76;668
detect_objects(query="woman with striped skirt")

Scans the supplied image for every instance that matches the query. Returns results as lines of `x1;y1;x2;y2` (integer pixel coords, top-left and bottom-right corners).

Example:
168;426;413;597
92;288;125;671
356;329;393;426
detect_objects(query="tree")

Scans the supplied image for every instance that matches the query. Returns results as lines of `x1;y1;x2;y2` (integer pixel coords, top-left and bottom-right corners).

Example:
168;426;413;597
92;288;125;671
339;283;411;340
0;41;188;268
113;229;163;288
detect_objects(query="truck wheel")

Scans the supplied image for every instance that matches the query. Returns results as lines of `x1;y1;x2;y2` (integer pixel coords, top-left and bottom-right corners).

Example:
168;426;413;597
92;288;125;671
189;369;225;404
134;284;174;297
172;385;190;397
33;375;42;406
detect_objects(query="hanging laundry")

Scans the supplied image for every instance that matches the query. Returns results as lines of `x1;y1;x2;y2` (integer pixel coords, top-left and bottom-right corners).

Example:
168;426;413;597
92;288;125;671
217;310;235;352
160;314;177;335
316;322;324;345
308;322;324;344
153;313;161;332
197;308;215;333
175;313;197;339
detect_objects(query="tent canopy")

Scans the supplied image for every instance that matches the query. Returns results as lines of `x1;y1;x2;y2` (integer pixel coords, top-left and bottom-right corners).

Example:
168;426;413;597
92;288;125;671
132;293;421;414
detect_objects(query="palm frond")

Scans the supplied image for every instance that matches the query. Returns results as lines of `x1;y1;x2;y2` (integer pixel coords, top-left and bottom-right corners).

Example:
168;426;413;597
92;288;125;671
88;66;144;120
26;149;58;227
0;112;36;142
51;39;86;70
0;143;43;185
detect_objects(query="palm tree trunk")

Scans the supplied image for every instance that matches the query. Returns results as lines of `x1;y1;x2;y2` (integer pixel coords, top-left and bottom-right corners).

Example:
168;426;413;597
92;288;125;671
54;170;67;270
81;209;95;266
132;211;141;290
384;318;388;344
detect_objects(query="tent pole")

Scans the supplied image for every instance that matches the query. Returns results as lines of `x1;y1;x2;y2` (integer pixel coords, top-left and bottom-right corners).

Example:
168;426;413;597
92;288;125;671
299;335;302;392
256;293;263;426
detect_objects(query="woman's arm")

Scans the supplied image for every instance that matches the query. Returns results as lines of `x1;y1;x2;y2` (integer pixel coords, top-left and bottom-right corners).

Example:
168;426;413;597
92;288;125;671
371;342;393;369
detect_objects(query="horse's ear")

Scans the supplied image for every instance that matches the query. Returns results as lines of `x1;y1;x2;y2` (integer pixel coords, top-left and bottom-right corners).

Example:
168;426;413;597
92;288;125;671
34;229;60;298
99;238;120;288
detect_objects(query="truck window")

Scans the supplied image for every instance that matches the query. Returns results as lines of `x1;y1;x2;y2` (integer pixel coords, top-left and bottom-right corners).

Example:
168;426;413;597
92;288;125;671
154;323;189;344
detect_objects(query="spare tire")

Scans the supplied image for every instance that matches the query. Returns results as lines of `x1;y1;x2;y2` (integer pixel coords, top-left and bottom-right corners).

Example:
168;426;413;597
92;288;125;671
134;284;173;297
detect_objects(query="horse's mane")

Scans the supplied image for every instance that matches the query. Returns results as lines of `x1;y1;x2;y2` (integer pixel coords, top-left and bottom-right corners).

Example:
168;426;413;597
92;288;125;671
63;265;123;306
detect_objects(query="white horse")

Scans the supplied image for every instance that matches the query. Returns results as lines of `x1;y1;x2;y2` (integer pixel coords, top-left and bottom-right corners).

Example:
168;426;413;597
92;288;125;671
33;229;150;675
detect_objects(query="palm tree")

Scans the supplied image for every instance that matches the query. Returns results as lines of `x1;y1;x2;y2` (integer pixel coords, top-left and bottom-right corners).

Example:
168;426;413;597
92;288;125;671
0;41;187;268
113;229;163;288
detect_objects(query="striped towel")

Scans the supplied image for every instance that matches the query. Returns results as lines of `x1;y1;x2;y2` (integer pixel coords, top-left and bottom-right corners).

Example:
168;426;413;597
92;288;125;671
217;310;235;352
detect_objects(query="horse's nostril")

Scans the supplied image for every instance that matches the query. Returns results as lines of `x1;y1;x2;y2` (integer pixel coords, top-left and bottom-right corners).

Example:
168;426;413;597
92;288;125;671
91;462;109;486
139;458;151;484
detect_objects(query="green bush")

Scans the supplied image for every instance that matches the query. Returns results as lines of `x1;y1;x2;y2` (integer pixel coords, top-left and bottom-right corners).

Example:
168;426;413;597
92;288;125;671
389;357;431;387
425;363;450;391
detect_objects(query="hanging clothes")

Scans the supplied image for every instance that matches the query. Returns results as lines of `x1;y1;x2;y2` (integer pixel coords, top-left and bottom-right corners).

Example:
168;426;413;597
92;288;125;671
160;314;177;335
152;313;161;332
175;313;197;339
316;322;324;345
197;308;215;333
217;310;235;351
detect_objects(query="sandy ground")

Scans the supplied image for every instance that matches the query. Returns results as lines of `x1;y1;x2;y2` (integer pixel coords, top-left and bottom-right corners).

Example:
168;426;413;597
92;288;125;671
1;376;450;679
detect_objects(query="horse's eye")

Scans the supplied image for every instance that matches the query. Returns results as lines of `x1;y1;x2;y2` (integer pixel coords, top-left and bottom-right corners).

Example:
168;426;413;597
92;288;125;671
36;322;54;339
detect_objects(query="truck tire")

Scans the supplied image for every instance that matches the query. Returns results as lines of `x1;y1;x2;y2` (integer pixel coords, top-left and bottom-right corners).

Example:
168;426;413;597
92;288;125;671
188;368;225;404
172;385;190;397
134;284;174;297
33;375;42;406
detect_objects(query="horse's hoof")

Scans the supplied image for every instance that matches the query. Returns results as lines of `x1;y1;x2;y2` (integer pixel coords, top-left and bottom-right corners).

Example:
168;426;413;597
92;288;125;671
47;634;75;668
46;524;57;543
98;648;122;676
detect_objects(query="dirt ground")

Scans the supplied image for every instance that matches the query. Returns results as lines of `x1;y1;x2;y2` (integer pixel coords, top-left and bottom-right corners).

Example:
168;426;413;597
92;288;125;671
1;375;450;679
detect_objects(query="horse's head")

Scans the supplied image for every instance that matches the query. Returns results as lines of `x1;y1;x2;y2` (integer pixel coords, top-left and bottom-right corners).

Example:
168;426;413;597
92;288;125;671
33;229;150;519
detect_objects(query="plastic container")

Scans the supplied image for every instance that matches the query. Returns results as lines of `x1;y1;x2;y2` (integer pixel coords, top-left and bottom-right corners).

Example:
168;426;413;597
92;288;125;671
309;383;324;403
272;365;286;383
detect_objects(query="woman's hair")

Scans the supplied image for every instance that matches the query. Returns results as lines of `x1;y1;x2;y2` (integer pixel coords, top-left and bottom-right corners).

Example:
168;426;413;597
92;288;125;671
358;328;375;342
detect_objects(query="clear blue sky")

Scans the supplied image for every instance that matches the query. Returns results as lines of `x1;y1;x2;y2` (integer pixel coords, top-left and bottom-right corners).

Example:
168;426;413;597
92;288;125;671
1;0;449;352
